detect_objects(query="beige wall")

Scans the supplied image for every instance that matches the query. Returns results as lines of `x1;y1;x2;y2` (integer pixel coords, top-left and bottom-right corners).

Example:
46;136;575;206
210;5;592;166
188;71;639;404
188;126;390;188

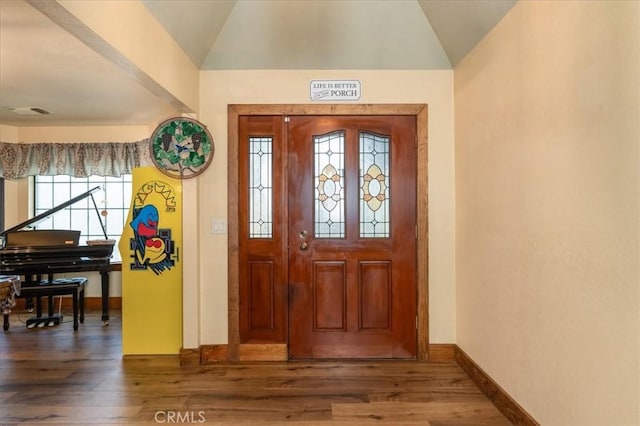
195;70;456;345
455;1;639;425
16;126;150;143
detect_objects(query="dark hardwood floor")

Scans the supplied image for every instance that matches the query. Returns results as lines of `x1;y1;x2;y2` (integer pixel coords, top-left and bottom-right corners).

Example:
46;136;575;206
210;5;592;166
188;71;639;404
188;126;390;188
1;305;511;425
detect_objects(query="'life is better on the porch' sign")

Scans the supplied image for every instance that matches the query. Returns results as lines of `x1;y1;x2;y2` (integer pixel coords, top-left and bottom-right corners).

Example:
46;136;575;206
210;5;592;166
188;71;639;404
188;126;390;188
310;80;361;101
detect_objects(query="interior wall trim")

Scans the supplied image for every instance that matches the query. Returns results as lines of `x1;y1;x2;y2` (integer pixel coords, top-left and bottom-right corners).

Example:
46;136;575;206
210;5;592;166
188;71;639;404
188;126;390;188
199;344;229;364
454;345;539;426
427;343;456;362
179;347;200;367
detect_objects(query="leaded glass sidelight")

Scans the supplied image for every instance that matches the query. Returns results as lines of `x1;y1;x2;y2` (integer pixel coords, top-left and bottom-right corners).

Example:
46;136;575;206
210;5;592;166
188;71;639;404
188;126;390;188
249;137;273;238
360;132;390;238
315;131;345;238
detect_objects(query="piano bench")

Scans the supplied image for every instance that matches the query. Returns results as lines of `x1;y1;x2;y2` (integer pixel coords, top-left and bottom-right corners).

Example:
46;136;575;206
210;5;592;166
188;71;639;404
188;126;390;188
6;277;88;331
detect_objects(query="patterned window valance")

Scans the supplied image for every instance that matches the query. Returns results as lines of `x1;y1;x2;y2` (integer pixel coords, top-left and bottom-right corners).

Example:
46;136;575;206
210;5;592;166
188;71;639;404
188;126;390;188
0;140;152;179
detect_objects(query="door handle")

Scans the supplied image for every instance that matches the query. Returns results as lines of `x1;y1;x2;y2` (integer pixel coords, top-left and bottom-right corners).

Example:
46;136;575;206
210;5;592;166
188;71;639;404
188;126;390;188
299;241;309;251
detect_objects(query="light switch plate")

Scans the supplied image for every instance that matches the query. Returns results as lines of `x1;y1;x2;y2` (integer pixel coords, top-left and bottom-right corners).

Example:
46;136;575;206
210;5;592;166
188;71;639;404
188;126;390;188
211;219;227;234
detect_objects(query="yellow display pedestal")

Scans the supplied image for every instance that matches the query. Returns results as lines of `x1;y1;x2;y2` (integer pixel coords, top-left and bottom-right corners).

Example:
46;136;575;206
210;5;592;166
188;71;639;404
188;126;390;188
118;167;183;355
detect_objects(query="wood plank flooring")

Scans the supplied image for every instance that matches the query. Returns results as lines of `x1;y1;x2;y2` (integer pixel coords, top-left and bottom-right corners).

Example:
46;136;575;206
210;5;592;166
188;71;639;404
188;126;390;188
1;307;511;425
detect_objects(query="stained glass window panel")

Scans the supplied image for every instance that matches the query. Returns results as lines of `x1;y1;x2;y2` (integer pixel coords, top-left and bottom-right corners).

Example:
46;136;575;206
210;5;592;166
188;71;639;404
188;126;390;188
315;131;345;238
360;132;390;238
249;137;273;238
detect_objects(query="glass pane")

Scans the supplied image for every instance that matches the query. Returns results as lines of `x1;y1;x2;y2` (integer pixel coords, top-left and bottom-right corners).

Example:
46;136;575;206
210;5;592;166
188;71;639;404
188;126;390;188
70;209;88;233
52;175;69;183
53;183;71;205
71;182;91;209
360;132;390;238
249;137;273;238
35;182;54;209
51;209;71;229
104;178;130;208
315;131;345;238
105;210;125;236
34;174;131;262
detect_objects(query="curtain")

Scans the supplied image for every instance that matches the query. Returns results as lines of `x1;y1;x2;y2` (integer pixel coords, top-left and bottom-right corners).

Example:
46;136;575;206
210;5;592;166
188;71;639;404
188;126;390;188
0;140;152;179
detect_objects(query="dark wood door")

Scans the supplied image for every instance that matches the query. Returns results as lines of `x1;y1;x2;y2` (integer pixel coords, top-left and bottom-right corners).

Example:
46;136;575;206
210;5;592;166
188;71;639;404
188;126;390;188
288;115;417;359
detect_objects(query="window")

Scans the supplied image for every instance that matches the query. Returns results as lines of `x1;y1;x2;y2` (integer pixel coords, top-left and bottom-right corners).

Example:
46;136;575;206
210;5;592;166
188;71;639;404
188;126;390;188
314;131;345;239
33;175;132;262
360;131;391;238
248;136;273;238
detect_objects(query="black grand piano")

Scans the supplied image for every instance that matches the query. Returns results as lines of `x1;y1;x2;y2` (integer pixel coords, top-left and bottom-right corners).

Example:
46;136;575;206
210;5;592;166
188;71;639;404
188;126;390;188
0;186;114;326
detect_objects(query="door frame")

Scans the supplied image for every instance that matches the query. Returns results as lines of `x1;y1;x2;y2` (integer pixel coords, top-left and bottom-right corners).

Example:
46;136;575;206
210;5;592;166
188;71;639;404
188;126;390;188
228;104;429;360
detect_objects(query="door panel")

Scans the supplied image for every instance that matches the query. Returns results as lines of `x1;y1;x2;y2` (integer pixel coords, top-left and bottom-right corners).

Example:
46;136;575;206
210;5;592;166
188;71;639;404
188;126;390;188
288;115;417;359
313;261;347;330
359;261;391;330
247;261;275;330
238;116;287;343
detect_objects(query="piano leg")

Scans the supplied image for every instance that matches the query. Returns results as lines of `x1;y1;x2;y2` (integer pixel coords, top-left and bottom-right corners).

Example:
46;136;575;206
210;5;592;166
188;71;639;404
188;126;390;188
47;295;54;317
100;270;110;326
72;287;79;331
36;296;43;318
79;285;85;324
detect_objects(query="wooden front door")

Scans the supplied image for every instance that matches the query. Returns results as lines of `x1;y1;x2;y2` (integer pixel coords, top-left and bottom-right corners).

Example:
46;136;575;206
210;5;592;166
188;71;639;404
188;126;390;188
288;115;417;359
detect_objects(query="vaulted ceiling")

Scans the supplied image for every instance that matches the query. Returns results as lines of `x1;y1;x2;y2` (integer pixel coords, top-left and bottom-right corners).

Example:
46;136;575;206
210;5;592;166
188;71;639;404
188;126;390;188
0;0;516;128
142;0;517;69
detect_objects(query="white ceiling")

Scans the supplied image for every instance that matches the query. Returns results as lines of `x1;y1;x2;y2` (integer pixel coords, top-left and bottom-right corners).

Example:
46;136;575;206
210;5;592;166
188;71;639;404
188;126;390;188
0;0;516;128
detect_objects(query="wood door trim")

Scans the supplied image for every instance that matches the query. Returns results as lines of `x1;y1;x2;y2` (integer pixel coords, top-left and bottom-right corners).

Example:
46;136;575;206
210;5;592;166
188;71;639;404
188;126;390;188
228;104;429;360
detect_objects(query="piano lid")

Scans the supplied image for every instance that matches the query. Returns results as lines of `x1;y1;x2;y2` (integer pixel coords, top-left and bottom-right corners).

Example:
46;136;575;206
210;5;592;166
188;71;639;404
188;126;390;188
0;185;108;244
3;229;81;248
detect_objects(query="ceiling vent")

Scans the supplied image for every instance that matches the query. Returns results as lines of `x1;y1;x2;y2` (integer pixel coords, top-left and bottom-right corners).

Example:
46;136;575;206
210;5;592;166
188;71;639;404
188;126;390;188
5;107;51;115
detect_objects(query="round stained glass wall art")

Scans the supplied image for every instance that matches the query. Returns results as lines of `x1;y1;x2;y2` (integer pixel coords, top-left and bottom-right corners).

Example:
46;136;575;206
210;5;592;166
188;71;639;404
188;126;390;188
150;117;214;179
